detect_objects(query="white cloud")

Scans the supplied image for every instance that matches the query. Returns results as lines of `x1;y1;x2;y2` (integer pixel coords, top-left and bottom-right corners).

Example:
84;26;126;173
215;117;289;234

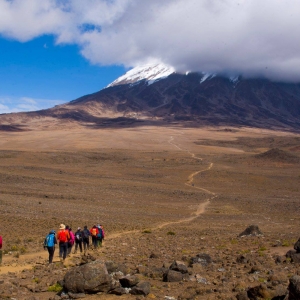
0;96;65;114
1;0;300;81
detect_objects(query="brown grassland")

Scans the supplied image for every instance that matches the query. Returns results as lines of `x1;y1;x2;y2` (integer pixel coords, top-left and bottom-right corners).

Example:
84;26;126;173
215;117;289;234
0;123;300;299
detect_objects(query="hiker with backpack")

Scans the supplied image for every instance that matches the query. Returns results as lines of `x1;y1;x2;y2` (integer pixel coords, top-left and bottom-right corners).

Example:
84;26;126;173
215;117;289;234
90;225;99;249
74;227;83;254
82;225;91;252
43;230;57;264
57;224;70;261
66;226;75;256
96;224;104;247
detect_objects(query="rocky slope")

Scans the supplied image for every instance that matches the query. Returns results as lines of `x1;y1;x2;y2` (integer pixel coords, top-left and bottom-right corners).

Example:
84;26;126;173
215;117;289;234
1;64;300;131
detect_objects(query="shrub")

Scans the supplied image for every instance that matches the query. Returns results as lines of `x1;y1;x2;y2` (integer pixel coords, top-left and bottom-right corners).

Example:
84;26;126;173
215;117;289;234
167;231;175;235
142;229;152;234
48;283;63;292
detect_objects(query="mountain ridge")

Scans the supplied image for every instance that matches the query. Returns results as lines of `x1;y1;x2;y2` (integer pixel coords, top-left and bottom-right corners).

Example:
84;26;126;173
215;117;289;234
1;64;300;131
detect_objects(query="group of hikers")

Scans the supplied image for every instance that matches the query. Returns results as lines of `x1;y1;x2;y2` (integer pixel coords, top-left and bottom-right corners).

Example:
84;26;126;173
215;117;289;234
43;224;105;263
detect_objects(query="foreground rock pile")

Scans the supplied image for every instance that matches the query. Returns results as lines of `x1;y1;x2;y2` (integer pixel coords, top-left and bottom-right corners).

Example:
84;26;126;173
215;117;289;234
2;225;300;299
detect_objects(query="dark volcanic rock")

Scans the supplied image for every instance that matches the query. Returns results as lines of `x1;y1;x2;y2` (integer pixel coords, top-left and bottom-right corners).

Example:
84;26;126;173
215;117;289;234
286;250;300;263
189;253;213;267
64;260;117;294
294;238;300;253
239;225;263;237
163;270;183;282
119;275;139;288
129;281;150;296
169;260;188;274
236;291;249;300
287;275;300;300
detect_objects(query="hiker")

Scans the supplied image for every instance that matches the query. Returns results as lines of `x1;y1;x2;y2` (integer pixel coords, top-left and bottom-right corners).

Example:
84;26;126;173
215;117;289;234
82;225;90;252
0;234;2;265
90;225;99;249
43;230;57;264
57;224;70;261
74;227;83;254
66;226;75;256
96;224;104;247
100;224;105;240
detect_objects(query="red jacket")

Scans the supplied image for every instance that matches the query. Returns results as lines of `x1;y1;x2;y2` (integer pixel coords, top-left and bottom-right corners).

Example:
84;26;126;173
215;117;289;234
90;227;99;237
0;236;2;249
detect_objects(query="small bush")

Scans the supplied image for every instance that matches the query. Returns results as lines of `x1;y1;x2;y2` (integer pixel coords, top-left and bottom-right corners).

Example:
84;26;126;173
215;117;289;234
48;283;63;292
142;229;152;234
167;231;175;235
259;246;267;251
33;277;40;283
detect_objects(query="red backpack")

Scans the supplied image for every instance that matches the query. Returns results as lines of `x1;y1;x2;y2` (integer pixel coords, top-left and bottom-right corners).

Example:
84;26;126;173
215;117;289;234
91;228;97;237
58;230;68;242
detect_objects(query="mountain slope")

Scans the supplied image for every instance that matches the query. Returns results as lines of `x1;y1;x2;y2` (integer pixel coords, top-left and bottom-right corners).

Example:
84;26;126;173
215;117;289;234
1;64;300;131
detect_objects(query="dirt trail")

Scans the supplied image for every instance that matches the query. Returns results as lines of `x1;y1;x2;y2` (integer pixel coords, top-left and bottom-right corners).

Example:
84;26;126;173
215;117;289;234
0;135;216;274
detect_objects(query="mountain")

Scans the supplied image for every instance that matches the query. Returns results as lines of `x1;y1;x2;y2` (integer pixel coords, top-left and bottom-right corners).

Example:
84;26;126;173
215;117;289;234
1;64;300;131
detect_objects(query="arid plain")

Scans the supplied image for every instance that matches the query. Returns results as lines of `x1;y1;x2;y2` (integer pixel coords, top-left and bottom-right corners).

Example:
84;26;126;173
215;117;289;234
0;122;300;299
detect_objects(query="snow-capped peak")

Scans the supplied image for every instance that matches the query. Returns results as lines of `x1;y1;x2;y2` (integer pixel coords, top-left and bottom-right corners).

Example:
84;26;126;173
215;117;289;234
107;63;175;87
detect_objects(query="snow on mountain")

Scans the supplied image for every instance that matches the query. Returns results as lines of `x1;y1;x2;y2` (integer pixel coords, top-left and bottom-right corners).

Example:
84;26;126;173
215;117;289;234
107;63;241;89
107;63;175;87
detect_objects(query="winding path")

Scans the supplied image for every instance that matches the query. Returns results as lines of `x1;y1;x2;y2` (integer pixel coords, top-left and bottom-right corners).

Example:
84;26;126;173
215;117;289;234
0;135;216;273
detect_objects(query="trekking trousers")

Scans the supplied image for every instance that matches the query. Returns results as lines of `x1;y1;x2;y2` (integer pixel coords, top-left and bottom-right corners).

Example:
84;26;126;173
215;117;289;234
74;241;83;253
59;242;68;260
83;238;89;251
92;236;98;248
47;246;55;263
67;243;73;255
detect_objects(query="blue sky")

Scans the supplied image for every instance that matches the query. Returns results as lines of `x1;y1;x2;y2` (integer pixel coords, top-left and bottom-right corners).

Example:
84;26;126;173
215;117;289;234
0;35;126;113
0;0;299;113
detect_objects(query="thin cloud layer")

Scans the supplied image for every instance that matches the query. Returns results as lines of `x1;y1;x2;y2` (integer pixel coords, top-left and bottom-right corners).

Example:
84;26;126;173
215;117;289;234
0;96;64;113
1;0;300;81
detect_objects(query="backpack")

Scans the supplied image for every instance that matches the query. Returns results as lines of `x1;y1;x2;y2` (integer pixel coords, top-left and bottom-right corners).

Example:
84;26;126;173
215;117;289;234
91;228;97;237
82;229;90;239
75;232;82;241
96;229;103;240
45;234;55;247
58;230;68;243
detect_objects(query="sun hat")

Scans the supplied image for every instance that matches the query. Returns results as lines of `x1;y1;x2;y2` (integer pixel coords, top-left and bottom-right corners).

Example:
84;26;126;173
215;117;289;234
78;227;81;230
59;224;65;230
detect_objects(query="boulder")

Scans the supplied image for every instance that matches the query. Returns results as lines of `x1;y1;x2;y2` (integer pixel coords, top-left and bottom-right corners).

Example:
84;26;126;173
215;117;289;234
119;275;139;288
105;261;128;274
109;287;129;295
236;291;249;300
68;292;86;299
286;250;300;263
130;281;150;296
169;260;188;274
239;225;263;237
163;270;183;282
287;275;300;300
247;284;271;300
189;253;212;267
236;255;249;264
294;238;300;253
64;260;117;294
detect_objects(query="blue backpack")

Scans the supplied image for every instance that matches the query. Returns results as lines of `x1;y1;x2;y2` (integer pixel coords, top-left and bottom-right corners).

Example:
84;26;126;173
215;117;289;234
96;228;103;240
45;233;55;247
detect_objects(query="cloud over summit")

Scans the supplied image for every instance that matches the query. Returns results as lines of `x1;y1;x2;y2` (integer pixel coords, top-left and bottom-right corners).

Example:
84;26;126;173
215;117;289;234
1;0;300;81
